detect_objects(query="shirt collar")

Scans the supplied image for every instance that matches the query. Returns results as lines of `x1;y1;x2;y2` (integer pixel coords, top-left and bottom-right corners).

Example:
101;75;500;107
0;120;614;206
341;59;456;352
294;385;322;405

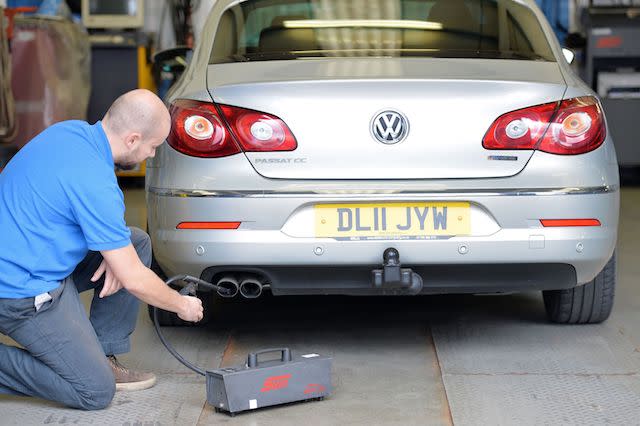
90;121;114;167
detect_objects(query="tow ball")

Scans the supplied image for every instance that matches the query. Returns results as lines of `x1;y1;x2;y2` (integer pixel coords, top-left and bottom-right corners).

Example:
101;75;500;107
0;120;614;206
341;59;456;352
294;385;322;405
372;248;424;295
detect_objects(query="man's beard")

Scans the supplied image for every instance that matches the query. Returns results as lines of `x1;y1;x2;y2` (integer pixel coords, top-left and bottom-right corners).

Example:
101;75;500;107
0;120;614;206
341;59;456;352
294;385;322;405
115;162;137;171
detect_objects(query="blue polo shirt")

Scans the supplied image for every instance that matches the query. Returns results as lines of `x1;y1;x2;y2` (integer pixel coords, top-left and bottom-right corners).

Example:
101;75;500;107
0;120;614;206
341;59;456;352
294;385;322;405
0;121;131;298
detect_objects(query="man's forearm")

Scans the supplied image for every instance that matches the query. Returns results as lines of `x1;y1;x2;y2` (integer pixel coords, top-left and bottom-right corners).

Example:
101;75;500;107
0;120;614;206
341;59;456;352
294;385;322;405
123;266;186;315
101;244;203;322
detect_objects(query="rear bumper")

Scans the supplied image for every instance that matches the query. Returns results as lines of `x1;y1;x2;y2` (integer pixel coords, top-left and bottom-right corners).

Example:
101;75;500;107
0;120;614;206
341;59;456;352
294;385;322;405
200;264;577;295
147;187;619;292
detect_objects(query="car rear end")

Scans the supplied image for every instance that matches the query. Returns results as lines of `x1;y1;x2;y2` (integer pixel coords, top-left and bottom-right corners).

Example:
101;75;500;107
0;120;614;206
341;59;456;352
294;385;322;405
147;0;619;300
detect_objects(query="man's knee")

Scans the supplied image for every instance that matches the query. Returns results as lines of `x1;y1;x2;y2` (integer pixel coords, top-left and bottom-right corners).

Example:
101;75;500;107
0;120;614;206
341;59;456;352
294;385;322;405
129;226;152;267
79;387;115;411
76;371;116;410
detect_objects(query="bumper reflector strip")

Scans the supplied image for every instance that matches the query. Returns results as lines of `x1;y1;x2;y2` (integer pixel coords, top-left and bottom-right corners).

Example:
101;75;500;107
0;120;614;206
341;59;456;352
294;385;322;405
540;219;601;227
177;222;241;230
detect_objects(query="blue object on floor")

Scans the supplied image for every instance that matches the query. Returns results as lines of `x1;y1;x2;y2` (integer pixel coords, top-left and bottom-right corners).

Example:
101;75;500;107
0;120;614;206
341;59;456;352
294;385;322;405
535;0;570;45
7;0;42;8
37;0;72;17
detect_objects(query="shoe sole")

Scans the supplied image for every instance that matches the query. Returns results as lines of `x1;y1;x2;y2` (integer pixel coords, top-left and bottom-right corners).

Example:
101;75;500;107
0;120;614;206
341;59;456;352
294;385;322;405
115;376;157;392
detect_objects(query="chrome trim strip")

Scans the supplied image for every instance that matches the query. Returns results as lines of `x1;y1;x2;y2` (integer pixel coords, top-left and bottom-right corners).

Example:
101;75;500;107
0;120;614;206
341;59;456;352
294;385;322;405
148;185;619;198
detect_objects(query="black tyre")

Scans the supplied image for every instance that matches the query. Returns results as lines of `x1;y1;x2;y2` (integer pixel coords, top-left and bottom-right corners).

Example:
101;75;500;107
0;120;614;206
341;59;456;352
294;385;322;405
543;253;616;324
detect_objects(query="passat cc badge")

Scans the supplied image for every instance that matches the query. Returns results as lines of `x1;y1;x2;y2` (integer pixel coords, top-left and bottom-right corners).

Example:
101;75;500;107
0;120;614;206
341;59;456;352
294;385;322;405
371;110;410;145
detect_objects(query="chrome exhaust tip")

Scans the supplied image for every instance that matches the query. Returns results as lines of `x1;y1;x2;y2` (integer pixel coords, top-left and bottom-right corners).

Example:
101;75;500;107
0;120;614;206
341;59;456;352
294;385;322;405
239;278;263;299
216;276;239;298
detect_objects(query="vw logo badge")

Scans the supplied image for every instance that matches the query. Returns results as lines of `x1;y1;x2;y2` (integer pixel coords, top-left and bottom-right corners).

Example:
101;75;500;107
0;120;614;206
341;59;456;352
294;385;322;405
370;110;409;144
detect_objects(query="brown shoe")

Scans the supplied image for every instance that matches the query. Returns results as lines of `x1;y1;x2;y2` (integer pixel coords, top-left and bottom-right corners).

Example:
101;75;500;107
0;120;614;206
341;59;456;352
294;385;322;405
107;355;157;391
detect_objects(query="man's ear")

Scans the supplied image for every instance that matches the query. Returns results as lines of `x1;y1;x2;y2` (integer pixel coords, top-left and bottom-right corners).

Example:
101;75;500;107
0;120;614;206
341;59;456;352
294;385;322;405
124;133;142;150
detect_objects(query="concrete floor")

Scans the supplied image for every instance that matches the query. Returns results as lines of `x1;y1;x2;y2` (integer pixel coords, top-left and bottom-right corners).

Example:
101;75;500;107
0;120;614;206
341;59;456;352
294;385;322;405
2;185;639;425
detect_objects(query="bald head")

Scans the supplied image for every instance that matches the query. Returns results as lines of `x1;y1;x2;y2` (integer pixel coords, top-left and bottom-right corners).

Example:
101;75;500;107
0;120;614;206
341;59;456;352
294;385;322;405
102;89;171;168
103;89;170;140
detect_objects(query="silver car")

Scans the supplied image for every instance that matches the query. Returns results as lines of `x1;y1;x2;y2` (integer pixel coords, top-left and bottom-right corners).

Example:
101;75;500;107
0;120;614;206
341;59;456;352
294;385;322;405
147;0;619;324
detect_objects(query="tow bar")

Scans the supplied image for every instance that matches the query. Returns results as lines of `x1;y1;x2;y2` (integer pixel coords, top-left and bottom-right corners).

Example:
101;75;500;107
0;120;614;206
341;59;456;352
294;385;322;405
372;248;424;295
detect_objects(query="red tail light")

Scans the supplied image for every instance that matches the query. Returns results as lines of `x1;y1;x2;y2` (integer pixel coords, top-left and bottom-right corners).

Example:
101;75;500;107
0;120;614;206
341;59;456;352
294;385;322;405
176;222;241;230
168;100;241;158
540;219;601;227
483;96;606;155
219;105;297;152
168;100;297;158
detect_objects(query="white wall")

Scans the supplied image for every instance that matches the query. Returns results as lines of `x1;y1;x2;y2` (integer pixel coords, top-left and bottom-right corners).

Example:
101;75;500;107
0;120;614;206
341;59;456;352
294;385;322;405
144;0;216;51
144;0;176;50
571;0;591;32
192;0;216;44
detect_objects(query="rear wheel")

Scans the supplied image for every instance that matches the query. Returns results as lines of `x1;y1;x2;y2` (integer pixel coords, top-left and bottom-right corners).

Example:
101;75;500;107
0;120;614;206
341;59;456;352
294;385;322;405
543;253;616;324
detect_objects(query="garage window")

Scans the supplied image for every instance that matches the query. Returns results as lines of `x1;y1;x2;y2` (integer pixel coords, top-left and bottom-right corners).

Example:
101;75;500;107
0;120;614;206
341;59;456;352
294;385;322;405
209;0;556;63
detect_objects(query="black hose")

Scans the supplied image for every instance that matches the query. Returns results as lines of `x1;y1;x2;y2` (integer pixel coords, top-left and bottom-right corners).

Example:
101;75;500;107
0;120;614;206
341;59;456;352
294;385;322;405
152;274;228;377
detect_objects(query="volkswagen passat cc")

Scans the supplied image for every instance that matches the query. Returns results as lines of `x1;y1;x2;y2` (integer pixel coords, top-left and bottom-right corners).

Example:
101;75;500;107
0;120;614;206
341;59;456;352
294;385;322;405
147;0;619;324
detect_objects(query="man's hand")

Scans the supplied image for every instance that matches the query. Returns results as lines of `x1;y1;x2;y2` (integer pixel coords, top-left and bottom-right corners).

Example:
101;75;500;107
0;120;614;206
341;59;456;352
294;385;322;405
178;296;204;322
91;259;124;298
100;244;205;318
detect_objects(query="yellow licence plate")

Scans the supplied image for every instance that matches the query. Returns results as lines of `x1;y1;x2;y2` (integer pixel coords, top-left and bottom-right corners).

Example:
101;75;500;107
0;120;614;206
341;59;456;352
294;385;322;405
315;202;470;240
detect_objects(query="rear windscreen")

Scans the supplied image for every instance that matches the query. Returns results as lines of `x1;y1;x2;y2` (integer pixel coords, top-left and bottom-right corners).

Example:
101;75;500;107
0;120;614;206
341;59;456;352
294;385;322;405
209;0;556;63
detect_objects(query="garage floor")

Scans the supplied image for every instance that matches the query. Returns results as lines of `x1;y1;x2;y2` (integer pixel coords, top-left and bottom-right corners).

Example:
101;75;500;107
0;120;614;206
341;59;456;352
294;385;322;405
2;186;639;425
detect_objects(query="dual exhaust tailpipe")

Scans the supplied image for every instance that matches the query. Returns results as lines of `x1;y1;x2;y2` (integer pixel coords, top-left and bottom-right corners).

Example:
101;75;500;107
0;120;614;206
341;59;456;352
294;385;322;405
216;275;264;299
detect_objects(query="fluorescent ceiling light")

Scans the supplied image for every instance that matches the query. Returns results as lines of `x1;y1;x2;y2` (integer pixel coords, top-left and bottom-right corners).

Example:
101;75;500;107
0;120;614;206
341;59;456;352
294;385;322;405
282;19;443;31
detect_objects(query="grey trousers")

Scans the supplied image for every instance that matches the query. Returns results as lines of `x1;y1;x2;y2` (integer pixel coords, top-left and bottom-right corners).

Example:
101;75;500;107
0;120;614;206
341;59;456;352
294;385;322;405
0;227;152;410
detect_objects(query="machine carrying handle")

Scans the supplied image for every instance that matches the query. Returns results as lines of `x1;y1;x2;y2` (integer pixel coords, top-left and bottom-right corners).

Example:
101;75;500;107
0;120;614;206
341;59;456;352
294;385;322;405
247;348;292;368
